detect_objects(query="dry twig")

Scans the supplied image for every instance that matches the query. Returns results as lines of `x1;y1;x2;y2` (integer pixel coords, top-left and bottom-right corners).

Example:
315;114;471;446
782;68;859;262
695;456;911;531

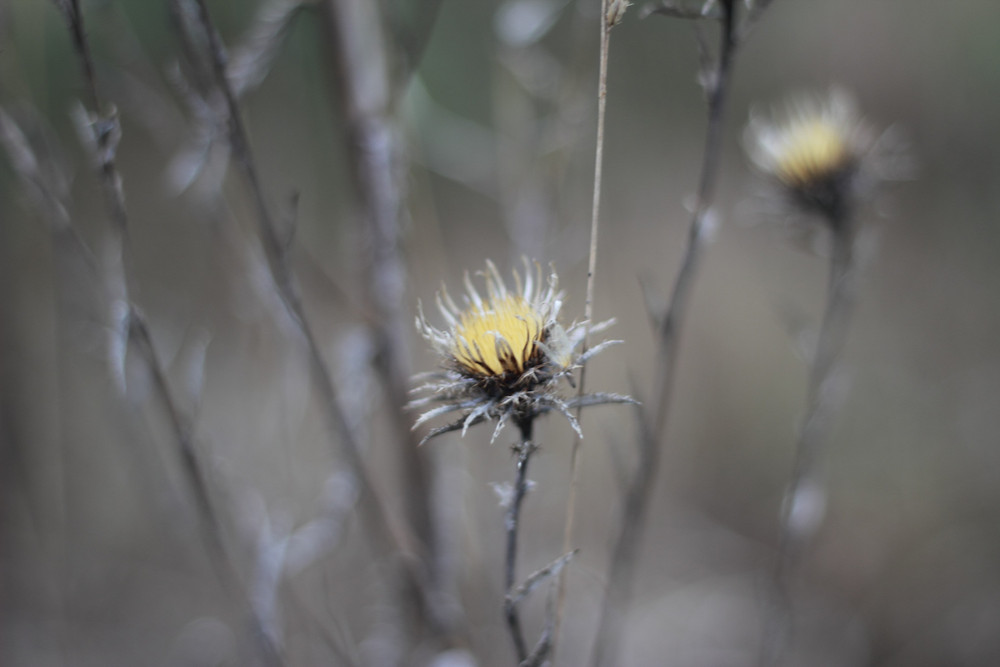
591;2;774;664
183;0;428;592
40;1;285;663
554;0;628;657
758;214;856;667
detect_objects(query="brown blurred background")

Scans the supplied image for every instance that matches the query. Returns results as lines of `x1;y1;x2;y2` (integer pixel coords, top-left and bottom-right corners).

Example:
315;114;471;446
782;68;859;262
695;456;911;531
3;1;1000;666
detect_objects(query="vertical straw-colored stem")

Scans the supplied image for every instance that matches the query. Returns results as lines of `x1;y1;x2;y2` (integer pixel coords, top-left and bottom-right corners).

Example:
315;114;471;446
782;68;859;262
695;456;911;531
591;3;738;665
553;0;615;655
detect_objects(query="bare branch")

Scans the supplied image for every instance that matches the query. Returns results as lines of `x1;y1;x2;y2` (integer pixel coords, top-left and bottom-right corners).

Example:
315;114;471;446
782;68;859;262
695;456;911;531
228;0;309;97
44;2;285;663
758;215;856;667
507;549;578;608
554;0;622;651
504;425;537;663
319;0;443;631
181;0;440;636
590;1;776;665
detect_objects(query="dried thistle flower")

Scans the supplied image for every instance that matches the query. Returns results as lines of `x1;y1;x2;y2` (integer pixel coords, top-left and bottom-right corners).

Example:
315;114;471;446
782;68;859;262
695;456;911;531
410;258;632;445
745;88;887;226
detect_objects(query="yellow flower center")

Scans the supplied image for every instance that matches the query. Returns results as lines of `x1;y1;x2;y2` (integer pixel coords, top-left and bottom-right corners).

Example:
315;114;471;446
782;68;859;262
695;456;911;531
453;295;543;376
775;119;850;188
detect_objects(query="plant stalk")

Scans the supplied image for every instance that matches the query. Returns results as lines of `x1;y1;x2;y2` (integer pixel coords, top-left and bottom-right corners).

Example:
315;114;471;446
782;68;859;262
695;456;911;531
591;3;739;665
758;213;856;667
505;418;537;663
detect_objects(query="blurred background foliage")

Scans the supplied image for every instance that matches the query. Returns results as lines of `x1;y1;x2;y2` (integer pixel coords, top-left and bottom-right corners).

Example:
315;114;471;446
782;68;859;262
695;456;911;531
3;1;1000;666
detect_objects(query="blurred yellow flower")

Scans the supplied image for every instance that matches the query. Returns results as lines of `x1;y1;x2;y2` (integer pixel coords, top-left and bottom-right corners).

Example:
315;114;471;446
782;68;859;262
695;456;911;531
745;88;876;223
770;118;853;192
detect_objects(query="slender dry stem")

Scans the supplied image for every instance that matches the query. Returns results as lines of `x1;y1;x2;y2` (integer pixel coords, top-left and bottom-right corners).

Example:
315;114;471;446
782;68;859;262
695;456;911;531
758;214;856;667
504;418;537;663
320;0;446;636
185;0;430;599
590;2;760;665
554;0;621;657
53;0;131;283
50;1;283;663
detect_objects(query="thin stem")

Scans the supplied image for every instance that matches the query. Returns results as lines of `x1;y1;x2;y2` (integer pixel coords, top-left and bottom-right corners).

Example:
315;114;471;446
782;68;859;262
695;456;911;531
186;0;428;600
505;418;536;663
758;215;856;667
591;3;740;665
55;0;100;113
320;0;444;635
128;312;280;665
56;0;132;285
584;7;613;352
52;2;282;663
554;0;616;653
651;1;736;434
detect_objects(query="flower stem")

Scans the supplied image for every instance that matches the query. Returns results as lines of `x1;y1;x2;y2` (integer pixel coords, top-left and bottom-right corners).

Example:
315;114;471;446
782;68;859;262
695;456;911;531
759;214;856;667
591;4;739;665
505;418;536;663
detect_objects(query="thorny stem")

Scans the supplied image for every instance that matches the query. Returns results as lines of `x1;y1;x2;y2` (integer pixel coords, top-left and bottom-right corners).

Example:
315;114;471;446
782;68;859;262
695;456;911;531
591;2;743;666
758;214;856;667
505;418;537;664
554;0;617;654
53;1;282;664
187;0;430;612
